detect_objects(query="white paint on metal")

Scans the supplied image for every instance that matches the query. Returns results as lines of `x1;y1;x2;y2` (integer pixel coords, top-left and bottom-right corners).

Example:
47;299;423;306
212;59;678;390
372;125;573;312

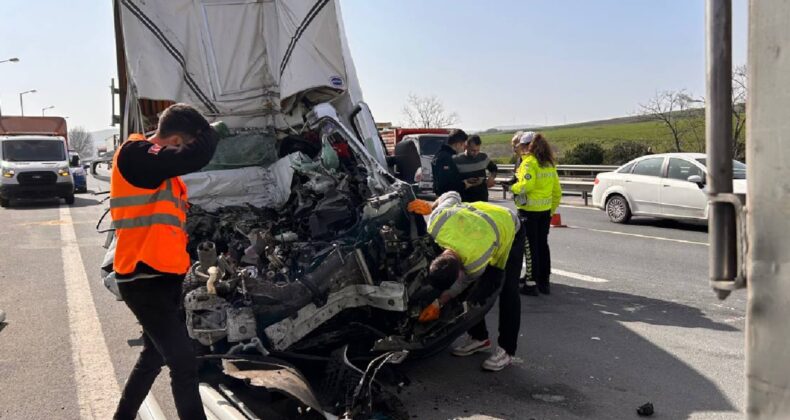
199;383;249;420
138;393;167;420
59;205;120;418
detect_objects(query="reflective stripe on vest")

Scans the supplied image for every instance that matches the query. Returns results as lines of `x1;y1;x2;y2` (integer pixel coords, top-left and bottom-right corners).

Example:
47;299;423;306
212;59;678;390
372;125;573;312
429;204;500;273
515;195;553;208
109;179;188;213
112;213;185;230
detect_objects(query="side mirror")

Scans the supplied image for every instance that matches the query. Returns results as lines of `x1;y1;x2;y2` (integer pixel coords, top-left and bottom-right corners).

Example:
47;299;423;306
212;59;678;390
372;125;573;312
70;155;80;167
687;175;705;188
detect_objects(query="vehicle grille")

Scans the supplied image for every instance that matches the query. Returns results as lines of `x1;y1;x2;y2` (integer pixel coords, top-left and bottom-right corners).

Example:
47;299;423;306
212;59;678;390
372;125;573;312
17;171;58;186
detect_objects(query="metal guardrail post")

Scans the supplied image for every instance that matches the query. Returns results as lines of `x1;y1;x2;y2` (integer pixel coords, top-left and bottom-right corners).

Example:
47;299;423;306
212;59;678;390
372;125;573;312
705;0;738;300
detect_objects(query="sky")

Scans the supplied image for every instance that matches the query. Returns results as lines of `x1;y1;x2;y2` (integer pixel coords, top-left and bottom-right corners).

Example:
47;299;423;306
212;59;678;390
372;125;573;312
0;1;747;132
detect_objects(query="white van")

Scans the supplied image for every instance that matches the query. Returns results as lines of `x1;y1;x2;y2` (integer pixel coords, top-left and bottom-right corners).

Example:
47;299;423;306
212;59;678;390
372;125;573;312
0;135;75;207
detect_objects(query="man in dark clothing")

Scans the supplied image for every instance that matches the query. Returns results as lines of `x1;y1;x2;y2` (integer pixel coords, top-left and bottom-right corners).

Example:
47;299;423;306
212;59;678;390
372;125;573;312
112;103;219;420
454;135;498;202
432;129;467;196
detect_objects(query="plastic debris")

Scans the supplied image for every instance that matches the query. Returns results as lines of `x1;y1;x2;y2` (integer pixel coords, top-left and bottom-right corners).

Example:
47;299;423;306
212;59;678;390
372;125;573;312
637;402;654;417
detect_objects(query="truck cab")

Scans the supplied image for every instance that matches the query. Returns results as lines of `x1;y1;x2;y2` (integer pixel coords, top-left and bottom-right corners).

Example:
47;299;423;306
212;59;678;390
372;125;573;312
0;135;74;207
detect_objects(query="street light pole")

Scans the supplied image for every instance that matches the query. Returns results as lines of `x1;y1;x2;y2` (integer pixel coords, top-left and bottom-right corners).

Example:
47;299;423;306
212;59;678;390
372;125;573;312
42;105;55;116
0;57;20;116
19;89;37;116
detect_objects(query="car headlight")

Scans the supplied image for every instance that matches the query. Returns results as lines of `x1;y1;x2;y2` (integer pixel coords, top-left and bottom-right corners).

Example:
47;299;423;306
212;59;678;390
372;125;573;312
58;167;70;177
2;168;14;178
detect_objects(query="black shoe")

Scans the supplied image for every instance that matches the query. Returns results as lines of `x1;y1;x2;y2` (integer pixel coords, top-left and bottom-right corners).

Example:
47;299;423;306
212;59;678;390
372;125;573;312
520;284;539;296
537;283;550;295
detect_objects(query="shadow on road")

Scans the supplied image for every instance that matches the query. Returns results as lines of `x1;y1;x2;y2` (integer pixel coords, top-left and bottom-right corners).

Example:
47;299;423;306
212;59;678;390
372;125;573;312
5;195;102;210
626;217;708;233
399;284;739;419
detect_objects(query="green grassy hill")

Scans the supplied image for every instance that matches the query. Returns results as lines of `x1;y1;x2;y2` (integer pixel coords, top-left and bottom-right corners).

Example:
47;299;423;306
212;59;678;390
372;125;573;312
481;114;707;164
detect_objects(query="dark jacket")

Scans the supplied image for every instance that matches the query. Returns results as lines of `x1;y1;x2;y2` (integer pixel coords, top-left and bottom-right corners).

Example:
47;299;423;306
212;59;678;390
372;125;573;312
432;144;464;196
454;152;498;202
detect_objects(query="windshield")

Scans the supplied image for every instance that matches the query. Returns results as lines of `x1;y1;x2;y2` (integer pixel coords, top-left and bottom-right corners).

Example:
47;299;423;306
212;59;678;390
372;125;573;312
417;136;446;156
695;158;747;179
2;139;66;162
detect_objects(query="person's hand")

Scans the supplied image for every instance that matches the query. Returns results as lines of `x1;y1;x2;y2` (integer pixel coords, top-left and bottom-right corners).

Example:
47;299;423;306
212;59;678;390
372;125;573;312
486;177;496;188
418;299;441;323
464;178;482;188
407;199;433;215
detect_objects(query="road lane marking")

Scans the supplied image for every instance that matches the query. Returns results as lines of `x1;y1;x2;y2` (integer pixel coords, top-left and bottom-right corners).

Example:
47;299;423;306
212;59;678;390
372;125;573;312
568;225;709;246
523;264;611;283
60;205;120;418
552;268;610;283
558;204;599;211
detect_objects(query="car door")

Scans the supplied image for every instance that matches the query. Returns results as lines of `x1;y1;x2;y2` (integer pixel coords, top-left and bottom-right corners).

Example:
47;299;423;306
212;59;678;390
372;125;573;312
660;157;707;219
625;156;666;214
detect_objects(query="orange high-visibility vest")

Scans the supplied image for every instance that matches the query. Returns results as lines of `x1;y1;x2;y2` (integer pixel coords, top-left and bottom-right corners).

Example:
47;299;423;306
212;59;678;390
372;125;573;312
110;134;190;275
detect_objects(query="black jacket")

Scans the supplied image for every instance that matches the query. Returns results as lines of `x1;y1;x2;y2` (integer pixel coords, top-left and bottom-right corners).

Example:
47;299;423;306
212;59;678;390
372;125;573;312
432;144;464;196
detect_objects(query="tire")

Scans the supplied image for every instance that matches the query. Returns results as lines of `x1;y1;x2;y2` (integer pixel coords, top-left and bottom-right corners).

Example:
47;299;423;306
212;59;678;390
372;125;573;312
0;197;9;208
605;194;631;224
64;194;75;205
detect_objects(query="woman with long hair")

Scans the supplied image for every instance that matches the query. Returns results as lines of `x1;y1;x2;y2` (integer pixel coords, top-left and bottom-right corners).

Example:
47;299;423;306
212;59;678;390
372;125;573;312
511;132;562;294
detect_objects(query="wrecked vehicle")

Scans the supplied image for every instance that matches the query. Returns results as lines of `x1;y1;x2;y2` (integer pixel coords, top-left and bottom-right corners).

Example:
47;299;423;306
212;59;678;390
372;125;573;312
101;1;504;418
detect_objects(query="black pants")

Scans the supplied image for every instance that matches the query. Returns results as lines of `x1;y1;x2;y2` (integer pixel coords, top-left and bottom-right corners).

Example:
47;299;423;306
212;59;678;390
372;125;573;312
461;185;489;203
520;210;552;289
115;276;206;420
468;225;526;355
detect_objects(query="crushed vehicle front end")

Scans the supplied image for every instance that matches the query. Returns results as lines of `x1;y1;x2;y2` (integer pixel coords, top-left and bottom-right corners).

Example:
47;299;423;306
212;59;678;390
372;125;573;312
108;1;503;417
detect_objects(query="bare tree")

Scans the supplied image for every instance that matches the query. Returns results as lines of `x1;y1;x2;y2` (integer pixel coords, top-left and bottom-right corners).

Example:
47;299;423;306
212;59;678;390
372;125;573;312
732;64;747;159
402;94;459;128
639;90;702;153
68;126;94;158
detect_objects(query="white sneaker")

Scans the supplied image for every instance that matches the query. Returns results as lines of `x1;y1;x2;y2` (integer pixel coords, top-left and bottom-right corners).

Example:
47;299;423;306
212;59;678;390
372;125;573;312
482;347;512;371
451;336;492;356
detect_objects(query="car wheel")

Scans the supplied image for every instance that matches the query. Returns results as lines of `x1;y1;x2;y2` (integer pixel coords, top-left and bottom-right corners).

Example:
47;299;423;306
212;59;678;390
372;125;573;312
606;194;631;224
65;194;75;205
0;197;9;208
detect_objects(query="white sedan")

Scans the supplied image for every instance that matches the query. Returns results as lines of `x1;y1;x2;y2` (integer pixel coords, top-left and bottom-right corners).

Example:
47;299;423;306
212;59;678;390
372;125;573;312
592;153;746;223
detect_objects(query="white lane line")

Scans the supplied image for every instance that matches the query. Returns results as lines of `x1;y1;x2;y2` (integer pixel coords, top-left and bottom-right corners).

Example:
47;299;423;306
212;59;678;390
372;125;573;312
551;268;610;283
568;225;708;246
60;205;121;418
558;204;599;211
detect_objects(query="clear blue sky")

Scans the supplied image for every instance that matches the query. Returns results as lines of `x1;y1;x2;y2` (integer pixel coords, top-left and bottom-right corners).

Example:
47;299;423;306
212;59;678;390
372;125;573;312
0;1;747;132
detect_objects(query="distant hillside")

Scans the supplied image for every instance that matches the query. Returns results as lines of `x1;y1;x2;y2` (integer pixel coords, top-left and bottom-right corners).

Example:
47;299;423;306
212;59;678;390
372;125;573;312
480;110;708;163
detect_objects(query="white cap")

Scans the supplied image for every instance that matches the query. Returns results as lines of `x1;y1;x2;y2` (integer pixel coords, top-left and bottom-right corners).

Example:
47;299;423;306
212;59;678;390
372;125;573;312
519;131;536;145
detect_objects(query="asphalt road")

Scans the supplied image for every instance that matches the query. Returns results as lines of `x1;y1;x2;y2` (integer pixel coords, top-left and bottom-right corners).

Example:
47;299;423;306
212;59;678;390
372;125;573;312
0;180;745;420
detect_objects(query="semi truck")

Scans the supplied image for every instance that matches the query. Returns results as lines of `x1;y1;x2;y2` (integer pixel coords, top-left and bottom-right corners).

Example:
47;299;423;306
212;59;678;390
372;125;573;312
0;116;75;207
107;1;502;418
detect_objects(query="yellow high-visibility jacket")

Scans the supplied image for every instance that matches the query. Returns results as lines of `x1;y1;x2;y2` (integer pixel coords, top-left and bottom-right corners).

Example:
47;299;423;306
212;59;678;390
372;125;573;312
511;154;562;213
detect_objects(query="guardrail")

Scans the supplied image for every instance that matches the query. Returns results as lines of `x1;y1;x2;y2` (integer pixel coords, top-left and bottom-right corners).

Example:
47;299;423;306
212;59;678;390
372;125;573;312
493;164;619;205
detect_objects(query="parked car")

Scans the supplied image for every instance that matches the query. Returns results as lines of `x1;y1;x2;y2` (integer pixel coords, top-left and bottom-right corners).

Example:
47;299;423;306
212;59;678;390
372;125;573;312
390;132;449;194
592;153;746;223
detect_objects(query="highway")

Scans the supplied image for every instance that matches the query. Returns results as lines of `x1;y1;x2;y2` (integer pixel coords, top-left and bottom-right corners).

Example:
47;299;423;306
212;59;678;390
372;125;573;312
0;179;745;420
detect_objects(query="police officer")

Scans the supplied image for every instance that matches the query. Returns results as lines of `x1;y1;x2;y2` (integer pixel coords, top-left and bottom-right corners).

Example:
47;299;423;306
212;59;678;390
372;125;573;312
111;103;218;420
408;192;525;371
511;132;562;295
432;129;468;196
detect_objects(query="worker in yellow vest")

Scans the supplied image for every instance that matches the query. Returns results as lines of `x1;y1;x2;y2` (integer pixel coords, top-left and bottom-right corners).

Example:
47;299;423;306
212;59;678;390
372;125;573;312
408;192;525;371
111;103;218;420
511;132;561;295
